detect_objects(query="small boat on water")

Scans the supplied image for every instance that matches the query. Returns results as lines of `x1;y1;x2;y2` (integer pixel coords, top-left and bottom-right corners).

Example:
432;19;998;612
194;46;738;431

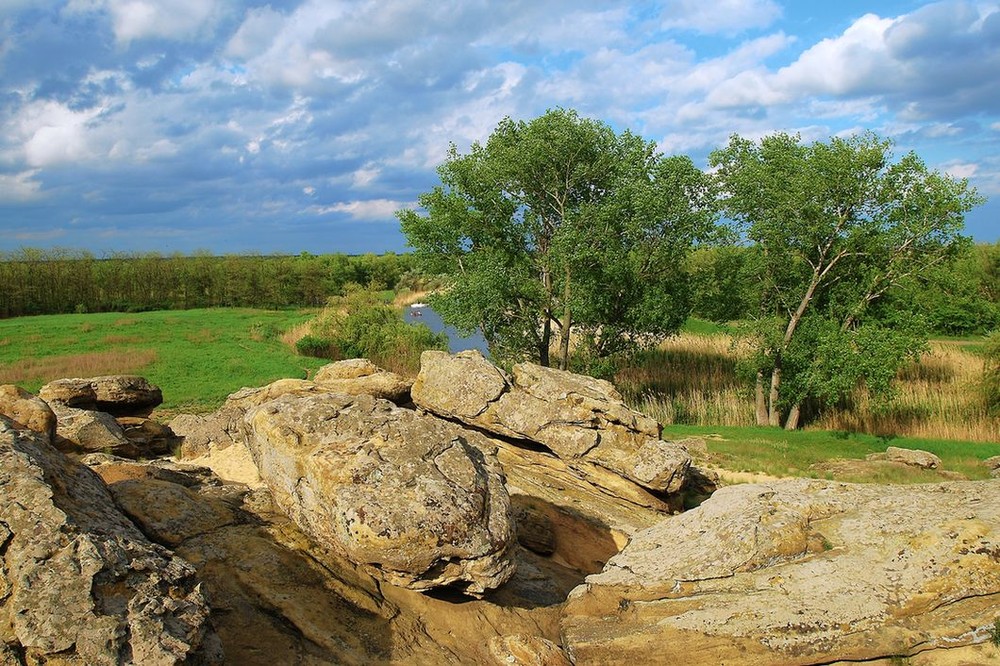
410;302;429;309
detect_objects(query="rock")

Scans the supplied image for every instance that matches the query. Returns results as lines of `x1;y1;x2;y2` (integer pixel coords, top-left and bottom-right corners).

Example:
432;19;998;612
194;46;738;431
117;416;179;456
49;401;137;456
0;384;55;440
38;377;97;408
561;479;1000;665
0;416;218;665
412;351;690;495
982;455;1000;471
496;443;666;575
313;358;414;404
109;478;238;547
881;446;942;469
40;375;162;416
245;391;517;596
169;411;241;458
487;634;572;666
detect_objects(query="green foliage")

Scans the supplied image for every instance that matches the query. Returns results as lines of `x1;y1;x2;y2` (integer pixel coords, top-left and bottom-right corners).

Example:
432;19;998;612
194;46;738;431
0;249;419;318
306;288;448;373
399;108;716;369
989;617;1000;647
709;131;983;428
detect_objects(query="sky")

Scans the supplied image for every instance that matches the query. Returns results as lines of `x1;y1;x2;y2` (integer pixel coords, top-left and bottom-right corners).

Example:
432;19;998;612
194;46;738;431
0;0;998;256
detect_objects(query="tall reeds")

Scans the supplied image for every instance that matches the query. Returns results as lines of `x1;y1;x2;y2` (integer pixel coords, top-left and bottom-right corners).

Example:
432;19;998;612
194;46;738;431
617;335;999;442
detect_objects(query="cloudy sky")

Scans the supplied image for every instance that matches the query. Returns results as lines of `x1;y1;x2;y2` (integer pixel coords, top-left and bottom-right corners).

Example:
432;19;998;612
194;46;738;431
1;0;998;255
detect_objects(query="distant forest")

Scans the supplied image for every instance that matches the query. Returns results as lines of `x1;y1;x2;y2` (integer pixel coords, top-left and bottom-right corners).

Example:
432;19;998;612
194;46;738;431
1;243;998;337
0;249;416;318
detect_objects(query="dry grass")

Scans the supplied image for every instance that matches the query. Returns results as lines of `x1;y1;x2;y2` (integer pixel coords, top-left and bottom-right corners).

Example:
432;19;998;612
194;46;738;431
280;320;312;348
0;349;158;385
619;335;1000;443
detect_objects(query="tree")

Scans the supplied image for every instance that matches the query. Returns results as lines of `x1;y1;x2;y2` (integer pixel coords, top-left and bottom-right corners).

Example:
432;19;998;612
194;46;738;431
710;132;983;429
398;109;716;369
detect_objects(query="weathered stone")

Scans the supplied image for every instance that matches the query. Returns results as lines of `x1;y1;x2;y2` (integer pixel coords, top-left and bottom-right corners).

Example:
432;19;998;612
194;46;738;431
245;391;517;596
117;416;179;456
169;411;240;458
871;445;942;469
313;358;414;404
487;634;572;666
49;401;136;456
38;377;97;408
41;375;163;416
0;384;56;440
0;417;218;665
412;350;690;495
109;478;238;547
561;479;1000;665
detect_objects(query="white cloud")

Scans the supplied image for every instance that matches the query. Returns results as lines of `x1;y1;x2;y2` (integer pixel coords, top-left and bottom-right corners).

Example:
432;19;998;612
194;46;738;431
941;161;979;178
66;0;226;43
659;0;781;34
312;199;403;220
19;101;107;167
351;164;380;188
0;169;43;203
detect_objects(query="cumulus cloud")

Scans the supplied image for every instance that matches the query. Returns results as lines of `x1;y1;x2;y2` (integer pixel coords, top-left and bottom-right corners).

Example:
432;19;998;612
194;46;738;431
65;0;228;43
312;199;405;220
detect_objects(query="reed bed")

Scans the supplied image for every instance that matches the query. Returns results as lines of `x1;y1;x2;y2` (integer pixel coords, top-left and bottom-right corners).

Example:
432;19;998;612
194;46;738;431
618;334;999;443
0;349;159;386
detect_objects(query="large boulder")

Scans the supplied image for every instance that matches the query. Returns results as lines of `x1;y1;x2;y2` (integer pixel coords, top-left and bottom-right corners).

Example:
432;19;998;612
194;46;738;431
412;350;690;495
48;401;136;456
314;358;414;404
0;384;55;440
0;417;218;665
561;478;1000;665
40;374;163;416
244;391;517;596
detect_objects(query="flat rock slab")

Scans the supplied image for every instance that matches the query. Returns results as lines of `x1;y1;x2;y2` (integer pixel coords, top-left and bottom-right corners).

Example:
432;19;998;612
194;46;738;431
245;391;517;596
561;478;1000;665
40;375;162;416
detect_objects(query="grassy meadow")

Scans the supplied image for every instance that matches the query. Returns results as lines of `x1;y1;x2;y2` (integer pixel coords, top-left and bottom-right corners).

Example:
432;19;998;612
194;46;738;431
1;308;997;483
0;308;327;414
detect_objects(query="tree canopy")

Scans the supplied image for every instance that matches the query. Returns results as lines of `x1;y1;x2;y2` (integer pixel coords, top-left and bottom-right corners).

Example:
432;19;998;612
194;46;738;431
710;132;984;428
398;108;716;369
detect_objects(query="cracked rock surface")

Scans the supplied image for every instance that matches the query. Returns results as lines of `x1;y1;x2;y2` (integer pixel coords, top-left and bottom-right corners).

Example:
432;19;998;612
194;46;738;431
0;416;218;665
561;478;1000;665
244;391;517;596
412;350;690;495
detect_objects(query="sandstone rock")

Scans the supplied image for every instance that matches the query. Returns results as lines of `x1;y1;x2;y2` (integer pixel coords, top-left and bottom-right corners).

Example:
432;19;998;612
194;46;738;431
561;478;1000;665
169;411;241;458
487;634;572;666
0;417;218;665
879;445;942;469
245;391;517;596
40;375;162;416
38;377;97;408
109;478;238;547
49;401;137;456
117;415;179;456
314;358;414;404
412;350;690;495
0;384;55;440
496;443;666;575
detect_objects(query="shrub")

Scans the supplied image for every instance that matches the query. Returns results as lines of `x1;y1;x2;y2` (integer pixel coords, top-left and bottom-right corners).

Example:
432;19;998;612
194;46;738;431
296;335;336;359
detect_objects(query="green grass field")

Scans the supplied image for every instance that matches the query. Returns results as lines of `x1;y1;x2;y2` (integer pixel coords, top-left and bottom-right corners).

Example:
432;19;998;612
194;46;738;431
0;308;327;414
2;309;997;484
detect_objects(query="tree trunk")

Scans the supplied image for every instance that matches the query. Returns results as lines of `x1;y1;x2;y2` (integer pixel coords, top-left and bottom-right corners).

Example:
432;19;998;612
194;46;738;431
558;266;572;370
539;261;553;367
784;403;801;430
767;362;782;427
755;370;769;426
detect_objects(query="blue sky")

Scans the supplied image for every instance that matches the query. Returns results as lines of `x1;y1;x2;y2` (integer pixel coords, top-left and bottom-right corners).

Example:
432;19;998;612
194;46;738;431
1;0;997;255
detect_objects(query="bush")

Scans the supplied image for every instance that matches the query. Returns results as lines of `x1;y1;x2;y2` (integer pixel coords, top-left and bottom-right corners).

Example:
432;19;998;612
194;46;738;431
304;287;447;374
296;335;337;359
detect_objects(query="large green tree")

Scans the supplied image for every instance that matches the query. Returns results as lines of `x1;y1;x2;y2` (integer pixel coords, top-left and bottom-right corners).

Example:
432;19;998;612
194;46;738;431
398;109;716;369
710;132;983;429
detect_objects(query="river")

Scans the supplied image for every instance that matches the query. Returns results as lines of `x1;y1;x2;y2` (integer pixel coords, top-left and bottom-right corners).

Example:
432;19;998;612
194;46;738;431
404;304;490;356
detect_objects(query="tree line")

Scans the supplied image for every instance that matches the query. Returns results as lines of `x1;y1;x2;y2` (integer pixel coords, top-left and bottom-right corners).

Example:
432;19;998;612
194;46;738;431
0;249;416;318
399;108;989;430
